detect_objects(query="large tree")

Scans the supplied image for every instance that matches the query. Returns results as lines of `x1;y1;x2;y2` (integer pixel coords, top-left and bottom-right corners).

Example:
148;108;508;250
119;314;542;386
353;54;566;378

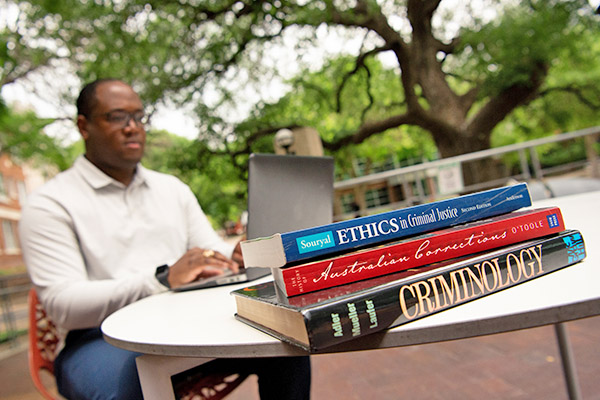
2;0;599;182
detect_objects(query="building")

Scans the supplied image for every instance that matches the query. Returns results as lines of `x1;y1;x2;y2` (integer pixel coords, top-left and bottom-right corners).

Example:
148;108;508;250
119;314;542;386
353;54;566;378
0;154;27;270
333;156;447;221
0;153;49;270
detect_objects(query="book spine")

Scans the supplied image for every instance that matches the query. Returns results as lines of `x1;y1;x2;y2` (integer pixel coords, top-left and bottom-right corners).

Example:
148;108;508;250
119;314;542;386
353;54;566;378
277;207;564;296
281;183;531;265
303;230;585;351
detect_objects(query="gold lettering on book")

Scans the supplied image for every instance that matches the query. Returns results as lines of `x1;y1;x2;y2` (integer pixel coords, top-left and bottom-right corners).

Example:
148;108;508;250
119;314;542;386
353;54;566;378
399;285;419;319
413;281;435;316
464;264;486;297
399;244;544;320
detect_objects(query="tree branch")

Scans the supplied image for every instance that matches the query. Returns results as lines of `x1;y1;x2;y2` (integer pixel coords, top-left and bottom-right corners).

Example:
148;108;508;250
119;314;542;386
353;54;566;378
335;44;391;112
0;55;58;87
539;85;600;110
436;36;460;55
322;112;418;151
146;0;260;21
467;62;548;136
360;65;374;124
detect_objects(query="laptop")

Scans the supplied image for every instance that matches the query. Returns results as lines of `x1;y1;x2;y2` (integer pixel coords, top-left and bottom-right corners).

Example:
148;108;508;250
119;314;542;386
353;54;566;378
173;153;334;291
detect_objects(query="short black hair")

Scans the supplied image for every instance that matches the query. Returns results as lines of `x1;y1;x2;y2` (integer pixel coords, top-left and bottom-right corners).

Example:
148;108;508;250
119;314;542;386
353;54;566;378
76;78;123;118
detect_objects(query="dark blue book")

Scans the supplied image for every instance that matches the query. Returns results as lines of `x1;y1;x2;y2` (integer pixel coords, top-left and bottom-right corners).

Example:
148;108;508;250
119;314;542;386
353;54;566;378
241;183;532;268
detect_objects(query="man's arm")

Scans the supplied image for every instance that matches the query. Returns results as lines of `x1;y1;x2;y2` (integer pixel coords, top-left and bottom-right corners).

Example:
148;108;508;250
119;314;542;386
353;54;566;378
19;196;162;330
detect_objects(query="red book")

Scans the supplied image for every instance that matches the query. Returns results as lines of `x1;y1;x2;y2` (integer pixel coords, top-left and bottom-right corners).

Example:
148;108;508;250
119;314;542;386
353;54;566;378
272;207;564;296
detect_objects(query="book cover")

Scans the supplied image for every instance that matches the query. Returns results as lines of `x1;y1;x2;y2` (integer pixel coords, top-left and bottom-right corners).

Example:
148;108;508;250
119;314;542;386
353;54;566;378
241;183;532;268
273;207;564;296
232;230;586;352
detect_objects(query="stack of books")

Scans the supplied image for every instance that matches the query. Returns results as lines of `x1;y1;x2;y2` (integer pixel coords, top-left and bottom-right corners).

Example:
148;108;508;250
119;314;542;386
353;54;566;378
232;183;587;352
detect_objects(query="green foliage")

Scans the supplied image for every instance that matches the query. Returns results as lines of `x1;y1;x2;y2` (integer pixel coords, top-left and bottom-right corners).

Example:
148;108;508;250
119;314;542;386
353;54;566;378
0;328;27;343
490;18;600;172
10;0;293;116
0;107;75;170
334;126;438;178
6;0;600;145
143;129;247;228
228;55;436;177
456;0;595;98
0;5;57;86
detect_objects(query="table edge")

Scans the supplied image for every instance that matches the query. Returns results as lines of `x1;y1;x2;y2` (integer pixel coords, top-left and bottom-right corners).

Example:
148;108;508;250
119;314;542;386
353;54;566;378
103;295;600;357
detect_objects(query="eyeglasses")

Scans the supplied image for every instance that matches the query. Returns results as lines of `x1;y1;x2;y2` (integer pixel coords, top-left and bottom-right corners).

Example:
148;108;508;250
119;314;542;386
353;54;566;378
95;110;150;128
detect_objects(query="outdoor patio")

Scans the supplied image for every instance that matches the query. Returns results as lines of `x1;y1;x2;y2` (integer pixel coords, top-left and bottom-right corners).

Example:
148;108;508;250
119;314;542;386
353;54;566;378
1;315;599;400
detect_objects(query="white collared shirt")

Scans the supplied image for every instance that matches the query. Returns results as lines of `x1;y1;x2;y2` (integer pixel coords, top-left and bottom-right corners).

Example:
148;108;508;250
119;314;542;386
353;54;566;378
19;155;233;331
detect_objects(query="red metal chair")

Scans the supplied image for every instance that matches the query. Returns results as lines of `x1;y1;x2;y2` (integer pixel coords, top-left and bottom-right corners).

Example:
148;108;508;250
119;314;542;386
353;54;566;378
174;371;249;400
27;288;59;400
28;288;247;400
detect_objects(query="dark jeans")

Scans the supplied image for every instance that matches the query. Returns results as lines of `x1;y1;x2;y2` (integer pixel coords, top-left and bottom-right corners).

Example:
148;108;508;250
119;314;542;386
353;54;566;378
55;328;311;400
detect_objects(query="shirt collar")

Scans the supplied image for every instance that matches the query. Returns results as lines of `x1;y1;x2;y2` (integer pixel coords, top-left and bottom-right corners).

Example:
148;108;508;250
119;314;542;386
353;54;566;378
74;155;149;189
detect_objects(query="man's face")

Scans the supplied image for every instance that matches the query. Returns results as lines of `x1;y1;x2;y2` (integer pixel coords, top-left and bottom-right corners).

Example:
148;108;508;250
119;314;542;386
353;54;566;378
79;81;146;172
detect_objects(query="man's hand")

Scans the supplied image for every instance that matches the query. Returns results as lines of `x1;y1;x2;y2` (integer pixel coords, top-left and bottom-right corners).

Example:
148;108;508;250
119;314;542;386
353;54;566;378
167;248;239;289
232;240;245;268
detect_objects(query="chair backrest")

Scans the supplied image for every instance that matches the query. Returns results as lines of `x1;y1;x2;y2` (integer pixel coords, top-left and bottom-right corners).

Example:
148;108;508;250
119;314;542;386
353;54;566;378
28;288;58;400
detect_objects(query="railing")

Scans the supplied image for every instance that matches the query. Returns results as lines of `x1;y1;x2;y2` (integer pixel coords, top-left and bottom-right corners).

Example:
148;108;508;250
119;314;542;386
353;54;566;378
334;126;600;220
0;273;31;352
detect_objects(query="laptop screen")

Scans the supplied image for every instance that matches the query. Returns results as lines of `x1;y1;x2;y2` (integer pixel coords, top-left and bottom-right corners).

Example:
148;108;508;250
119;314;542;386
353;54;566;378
246;153;335;240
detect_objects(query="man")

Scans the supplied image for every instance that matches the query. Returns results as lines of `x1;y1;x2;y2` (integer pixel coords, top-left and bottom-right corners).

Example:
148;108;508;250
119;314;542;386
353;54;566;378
19;79;310;399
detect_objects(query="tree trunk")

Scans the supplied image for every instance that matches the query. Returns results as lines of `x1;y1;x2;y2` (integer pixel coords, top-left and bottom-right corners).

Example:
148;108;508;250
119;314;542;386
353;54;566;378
433;128;505;187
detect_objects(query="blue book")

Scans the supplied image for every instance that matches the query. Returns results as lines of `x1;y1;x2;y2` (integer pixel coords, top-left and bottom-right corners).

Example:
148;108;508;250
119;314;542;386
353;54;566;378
241;183;532;268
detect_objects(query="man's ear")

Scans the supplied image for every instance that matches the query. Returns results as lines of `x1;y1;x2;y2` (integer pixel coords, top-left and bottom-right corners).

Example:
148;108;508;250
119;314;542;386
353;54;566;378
76;115;90;140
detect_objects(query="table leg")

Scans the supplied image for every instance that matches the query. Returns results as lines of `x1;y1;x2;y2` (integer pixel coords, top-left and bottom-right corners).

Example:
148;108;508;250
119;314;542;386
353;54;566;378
135;354;214;400
554;323;582;400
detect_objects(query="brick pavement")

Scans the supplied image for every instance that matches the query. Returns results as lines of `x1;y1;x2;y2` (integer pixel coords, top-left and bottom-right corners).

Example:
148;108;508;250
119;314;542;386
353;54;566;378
2;315;598;399
227;316;600;400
